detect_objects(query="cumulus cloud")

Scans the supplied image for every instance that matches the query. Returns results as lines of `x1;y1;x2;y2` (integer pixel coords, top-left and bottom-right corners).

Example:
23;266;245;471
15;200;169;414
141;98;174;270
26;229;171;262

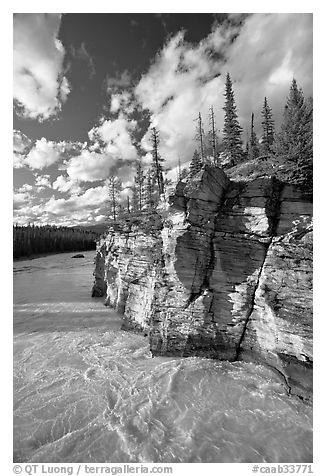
42;186;109;219
64;116;139;182
14;153;26;169
52;175;82;195
17;184;33;193
66;150;112;182
91;117;138;160
13;184;111;225
13;130;31;153
13;189;34;209
25;138;65;170
13;130;32;168
34;174;51;190
110;91;136;114
13;13;70;120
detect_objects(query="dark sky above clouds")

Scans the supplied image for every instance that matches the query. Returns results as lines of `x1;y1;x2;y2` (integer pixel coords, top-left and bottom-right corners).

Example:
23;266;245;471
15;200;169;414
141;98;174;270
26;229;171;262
13;13;313;226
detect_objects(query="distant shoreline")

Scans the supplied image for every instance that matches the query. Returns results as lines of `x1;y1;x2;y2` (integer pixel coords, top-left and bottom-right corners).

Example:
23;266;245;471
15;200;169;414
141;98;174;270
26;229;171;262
13;249;96;262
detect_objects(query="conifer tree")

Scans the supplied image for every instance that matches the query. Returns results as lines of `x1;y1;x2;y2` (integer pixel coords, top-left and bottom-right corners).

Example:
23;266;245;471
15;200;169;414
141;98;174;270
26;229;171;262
131;185;139;212
134;160;145;211
222;72;243;165
274;79;313;192
195;112;205;161
208;106;218;164
126;195;131;214
151;127;165;195
144;167;155;209
189;149;203;177
261;97;275;154
249;113;260;159
107;176;121;221
179;167;189;180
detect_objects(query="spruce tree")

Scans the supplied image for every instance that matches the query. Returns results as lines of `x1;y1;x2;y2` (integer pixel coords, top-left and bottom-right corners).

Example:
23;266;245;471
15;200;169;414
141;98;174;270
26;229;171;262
131;185;139;212
134;160;145;211
107;176;122;221
274;79;313;193
195;112;205;161
143;168;155;209
249;113;260;159
189;149;203;177
222;72;243;166
151;127;165;195
179;167;189;180
261;97;275;154
208;106;218;164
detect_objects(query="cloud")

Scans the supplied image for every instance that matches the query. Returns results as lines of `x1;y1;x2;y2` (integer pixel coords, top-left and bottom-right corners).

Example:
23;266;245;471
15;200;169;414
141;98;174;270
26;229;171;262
13;130;31;153
17;184;33;193
135;14;313;168
106;69;132;90
13;189;34;210
13;13;70;120
52;175;82;195
34;174;51;190
39;186;108;219
66;150;112;182
71;42;96;79
14;183;111;225
14;153;26;169
65;116;139;182
13;130;32;168
25;138;65;170
91;117;138;160
110;91;135;114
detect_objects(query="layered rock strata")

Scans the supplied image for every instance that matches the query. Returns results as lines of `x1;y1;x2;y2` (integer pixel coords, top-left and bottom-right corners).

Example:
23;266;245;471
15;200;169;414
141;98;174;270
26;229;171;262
92;165;313;399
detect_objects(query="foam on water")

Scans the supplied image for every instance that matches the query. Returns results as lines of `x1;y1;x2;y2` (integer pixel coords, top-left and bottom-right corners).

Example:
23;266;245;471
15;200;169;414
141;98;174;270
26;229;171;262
13;251;312;463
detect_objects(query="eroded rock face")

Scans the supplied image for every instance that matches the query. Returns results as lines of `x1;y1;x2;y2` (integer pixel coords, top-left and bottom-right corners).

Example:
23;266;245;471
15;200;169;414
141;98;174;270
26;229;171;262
92;165;313;399
240;185;313;399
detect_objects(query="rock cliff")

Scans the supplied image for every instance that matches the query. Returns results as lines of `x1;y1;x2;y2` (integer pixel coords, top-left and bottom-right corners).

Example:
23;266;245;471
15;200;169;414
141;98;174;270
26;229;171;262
92;165;313;400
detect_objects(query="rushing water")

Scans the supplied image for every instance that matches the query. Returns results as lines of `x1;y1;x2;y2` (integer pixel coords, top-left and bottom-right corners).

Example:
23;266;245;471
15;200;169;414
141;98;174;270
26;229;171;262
13;251;312;463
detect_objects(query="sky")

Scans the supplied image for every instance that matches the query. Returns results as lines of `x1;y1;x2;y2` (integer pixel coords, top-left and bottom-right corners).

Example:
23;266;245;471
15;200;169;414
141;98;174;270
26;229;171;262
13;12;313;226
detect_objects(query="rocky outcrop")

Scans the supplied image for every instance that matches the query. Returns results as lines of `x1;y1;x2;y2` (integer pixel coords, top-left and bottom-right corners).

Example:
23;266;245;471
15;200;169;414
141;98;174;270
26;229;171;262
92;165;313;399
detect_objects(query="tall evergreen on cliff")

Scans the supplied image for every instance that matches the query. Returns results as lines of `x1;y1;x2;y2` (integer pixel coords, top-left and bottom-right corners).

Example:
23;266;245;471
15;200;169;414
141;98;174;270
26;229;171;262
189;149;203;177
249;113;260;160
151;127;165;195
134;160;145;211
195;112;205;161
261;97;275;154
107;176;122;221
222;73;243;166
208;106;218;164
143;167;155;209
274;79;313;193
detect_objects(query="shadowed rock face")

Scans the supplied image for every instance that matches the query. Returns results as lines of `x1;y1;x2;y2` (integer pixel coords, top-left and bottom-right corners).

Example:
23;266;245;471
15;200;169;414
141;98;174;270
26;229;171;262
92;165;313;399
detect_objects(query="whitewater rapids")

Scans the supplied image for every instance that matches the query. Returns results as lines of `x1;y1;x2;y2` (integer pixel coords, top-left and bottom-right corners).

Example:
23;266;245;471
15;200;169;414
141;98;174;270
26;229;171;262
13;251;312;463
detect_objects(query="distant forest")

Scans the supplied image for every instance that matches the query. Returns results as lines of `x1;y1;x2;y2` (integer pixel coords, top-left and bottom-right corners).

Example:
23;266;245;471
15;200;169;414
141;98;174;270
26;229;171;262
13;224;101;259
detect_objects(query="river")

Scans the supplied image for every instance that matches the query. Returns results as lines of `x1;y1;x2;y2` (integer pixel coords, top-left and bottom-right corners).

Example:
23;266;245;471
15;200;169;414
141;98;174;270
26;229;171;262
13;251;312;463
